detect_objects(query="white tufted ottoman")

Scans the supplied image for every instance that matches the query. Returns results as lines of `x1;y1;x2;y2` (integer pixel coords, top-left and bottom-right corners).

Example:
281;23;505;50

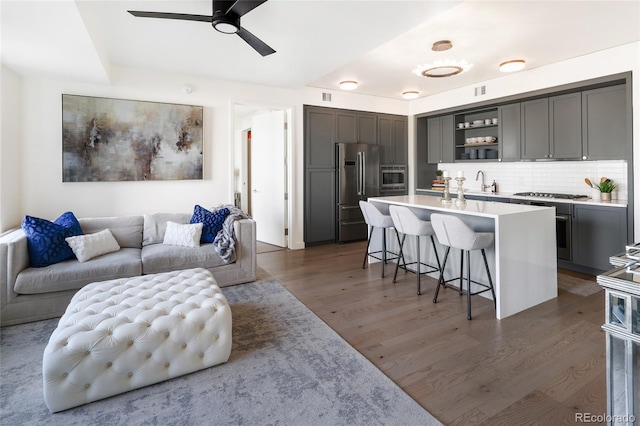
42;268;232;413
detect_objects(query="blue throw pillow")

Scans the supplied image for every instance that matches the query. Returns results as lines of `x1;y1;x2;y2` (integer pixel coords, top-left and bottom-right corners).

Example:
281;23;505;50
21;211;84;267
190;205;230;243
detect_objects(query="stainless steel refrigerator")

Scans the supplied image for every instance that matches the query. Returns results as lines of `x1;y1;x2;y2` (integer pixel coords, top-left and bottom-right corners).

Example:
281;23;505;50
335;143;380;242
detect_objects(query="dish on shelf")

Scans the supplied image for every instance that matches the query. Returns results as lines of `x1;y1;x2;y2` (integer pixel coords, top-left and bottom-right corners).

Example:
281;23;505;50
472;120;484;125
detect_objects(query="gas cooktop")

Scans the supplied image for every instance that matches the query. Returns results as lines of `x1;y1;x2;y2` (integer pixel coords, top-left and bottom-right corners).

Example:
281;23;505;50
512;192;590;200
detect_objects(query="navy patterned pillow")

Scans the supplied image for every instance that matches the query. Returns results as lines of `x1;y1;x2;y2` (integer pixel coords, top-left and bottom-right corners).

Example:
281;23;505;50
190;205;230;243
21;211;84;267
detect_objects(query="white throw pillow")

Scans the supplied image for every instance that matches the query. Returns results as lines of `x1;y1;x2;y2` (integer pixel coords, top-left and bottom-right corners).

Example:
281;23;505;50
65;228;121;262
163;221;202;248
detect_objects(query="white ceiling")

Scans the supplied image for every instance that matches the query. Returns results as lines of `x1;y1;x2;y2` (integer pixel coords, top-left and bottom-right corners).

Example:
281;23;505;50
2;0;639;100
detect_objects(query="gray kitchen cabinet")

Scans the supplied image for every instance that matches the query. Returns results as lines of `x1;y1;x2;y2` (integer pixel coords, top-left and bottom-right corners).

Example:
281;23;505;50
304;168;335;244
582;85;630;160
549;92;582;159
335;111;377;145
305;106;336;168
498;103;521;161
378;114;408;164
573;204;628;271
521;98;550;160
427;115;454;164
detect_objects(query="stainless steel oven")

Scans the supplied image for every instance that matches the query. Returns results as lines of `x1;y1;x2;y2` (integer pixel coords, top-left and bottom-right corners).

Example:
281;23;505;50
381;165;406;191
510;198;572;261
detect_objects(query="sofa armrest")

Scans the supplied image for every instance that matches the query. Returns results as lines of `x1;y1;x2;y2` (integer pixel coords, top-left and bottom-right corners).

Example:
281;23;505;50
230;218;256;283
0;228;29;309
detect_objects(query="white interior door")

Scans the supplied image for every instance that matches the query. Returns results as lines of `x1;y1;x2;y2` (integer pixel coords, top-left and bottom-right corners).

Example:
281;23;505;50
250;110;286;247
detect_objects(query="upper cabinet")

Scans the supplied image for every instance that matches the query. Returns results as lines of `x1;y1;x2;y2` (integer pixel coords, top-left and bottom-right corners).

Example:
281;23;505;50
499;103;521;161
427;115;454;164
549;92;582;160
582;85;630;160
520;98;550;160
305;107;336;168
378;114;408;164
335;111;377;144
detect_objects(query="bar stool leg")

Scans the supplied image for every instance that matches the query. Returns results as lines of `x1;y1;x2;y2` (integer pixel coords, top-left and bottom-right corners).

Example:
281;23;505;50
433;246;450;303
430;235;442;274
481;249;497;309
459;249;464;295
393;234;407;283
416;236;421;295
394;228;407;273
381;228;387;278
362;227;374;269
466;250;472;320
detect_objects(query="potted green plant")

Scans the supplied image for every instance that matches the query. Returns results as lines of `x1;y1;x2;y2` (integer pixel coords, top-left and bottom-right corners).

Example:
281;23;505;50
585;177;617;201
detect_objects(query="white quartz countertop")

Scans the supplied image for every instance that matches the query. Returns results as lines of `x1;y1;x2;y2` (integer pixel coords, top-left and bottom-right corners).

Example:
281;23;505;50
368;195;551;219
416;188;627;208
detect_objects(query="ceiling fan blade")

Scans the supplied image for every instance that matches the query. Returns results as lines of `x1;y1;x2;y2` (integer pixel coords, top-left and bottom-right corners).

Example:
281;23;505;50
128;11;212;23
226;1;268;17
236;27;276;56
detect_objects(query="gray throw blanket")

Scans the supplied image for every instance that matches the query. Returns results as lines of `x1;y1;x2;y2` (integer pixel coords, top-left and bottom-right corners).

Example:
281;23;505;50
213;205;251;263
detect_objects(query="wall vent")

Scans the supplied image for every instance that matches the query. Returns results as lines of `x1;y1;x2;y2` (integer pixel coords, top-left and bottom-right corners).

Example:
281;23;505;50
474;86;486;96
322;92;332;102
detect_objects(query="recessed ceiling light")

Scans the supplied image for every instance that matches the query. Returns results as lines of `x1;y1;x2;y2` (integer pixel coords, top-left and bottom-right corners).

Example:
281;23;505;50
499;60;526;73
431;40;453;52
402;91;419;100
339;81;358;90
414;59;473;78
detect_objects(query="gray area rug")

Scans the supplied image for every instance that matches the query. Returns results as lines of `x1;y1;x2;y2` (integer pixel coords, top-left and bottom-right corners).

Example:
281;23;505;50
0;278;441;425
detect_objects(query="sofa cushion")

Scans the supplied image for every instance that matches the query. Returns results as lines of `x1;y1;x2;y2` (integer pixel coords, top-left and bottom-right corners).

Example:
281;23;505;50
190;205;230;243
163;221;202;248
141;243;227;275
21;212;83;267
142;213;191;246
65;229;121;262
79;216;143;248
14;248;142;295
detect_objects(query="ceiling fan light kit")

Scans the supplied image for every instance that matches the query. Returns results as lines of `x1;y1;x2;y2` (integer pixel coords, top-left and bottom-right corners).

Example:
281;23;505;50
128;0;275;56
499;59;526;72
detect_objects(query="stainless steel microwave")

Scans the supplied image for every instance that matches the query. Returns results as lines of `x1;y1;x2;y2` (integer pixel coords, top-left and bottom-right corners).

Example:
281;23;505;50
381;165;406;190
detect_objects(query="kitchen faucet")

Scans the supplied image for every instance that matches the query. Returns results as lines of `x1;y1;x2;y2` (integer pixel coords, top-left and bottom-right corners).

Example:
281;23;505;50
475;170;492;192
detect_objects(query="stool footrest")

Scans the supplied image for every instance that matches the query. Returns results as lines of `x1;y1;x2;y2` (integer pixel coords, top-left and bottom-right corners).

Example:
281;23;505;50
397;261;440;276
440;277;493;296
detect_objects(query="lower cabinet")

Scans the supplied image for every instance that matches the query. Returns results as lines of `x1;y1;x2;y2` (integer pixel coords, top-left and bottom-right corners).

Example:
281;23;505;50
304;169;335;244
573;205;628;271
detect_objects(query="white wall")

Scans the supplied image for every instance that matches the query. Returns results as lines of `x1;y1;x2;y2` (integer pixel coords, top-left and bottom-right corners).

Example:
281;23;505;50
0;65;408;250
408;41;640;239
0;66;23;231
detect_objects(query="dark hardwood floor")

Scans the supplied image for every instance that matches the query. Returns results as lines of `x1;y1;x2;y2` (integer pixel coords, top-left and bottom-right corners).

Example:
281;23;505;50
257;241;607;425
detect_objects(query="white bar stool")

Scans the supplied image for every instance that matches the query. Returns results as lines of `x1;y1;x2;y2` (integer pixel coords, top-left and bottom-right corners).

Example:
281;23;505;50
359;201;405;278
388;205;442;295
430;213;496;320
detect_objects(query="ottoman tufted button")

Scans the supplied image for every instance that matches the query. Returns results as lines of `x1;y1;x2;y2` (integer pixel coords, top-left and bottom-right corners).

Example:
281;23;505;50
164;362;170;368
85;350;90;356
62;372;68;378
199;352;204;358
128;340;134;346
146;352;152;359
128;372;133;378
106;362;112;368
84;384;90;389
164;332;170;338
199;324;205;330
181;343;187;349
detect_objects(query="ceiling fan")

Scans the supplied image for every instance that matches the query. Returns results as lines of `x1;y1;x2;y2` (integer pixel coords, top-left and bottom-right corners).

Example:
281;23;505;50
128;0;275;56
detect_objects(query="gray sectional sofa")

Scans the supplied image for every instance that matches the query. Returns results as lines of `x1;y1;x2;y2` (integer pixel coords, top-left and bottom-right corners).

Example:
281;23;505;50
0;213;256;326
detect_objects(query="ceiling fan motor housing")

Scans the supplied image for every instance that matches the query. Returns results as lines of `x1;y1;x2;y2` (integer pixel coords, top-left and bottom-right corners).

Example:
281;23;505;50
212;10;240;34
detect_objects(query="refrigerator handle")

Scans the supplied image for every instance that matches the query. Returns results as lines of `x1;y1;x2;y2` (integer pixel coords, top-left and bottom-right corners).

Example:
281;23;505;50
357;151;363;196
361;151;366;196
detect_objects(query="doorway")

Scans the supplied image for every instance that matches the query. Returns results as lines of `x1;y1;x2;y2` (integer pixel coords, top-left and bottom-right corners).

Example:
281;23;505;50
233;103;292;248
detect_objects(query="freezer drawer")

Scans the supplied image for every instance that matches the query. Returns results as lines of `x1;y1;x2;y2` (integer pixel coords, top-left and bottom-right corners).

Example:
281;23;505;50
337;204;364;221
337;219;367;242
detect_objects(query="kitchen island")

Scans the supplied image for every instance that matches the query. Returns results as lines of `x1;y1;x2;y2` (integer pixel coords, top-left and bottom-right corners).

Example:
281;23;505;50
367;195;557;319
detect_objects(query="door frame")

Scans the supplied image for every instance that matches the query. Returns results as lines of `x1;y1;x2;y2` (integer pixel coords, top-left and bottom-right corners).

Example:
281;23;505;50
231;101;294;249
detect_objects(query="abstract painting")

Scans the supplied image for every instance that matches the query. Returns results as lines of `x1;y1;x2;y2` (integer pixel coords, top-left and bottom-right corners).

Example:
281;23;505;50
62;94;203;182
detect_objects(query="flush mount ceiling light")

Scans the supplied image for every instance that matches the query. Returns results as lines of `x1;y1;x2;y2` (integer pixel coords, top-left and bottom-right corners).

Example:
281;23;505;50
431;40;453;52
402;91;419;100
499;59;526;73
339;81;358;90
413;59;473;78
